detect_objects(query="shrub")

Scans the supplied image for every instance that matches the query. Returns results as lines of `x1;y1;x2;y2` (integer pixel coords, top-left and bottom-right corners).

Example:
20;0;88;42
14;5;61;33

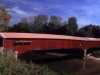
0;56;58;75
0;56;35;75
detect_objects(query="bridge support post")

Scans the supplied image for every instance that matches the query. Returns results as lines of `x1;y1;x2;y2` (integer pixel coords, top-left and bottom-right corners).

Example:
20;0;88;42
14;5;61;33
83;49;87;60
14;51;18;61
0;47;4;55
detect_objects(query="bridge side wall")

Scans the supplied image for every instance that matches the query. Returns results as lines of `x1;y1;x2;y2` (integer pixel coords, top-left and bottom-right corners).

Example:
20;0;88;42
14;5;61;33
84;41;100;49
4;38;85;56
4;38;100;56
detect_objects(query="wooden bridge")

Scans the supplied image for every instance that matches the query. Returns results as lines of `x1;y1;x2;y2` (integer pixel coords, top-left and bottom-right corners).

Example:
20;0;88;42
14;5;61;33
0;33;100;59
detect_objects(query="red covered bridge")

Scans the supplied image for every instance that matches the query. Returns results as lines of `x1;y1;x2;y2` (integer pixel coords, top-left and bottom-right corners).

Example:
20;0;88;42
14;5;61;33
0;32;100;59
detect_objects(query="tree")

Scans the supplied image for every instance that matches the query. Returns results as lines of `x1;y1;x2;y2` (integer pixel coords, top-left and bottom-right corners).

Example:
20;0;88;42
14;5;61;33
76;24;94;37
50;16;62;26
20;18;28;24
0;2;11;31
29;15;48;33
67;17;78;35
92;25;100;38
8;18;30;33
76;28;87;37
46;16;63;34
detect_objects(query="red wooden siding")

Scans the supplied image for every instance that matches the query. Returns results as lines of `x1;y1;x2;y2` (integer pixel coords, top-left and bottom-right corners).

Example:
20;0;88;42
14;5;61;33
84;41;100;49
4;39;13;49
3;38;100;56
2;33;100;56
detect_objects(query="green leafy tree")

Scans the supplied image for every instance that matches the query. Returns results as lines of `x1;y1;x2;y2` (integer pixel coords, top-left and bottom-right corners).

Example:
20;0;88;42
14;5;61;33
76;28;87;37
67;16;78;35
8;18;30;33
50;16;62;26
29;15;48;33
47;16;63;34
92;25;100;38
76;24;94;37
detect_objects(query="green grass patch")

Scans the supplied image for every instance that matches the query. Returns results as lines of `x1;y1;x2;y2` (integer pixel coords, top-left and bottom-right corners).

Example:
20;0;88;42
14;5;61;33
0;56;58;75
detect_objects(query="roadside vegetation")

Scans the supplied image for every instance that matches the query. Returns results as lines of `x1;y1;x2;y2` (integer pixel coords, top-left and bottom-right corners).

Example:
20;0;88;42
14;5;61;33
0;55;58;75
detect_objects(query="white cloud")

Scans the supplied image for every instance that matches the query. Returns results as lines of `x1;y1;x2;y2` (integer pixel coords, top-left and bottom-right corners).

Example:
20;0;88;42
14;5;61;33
75;1;100;26
12;6;27;15
6;0;100;26
32;6;44;12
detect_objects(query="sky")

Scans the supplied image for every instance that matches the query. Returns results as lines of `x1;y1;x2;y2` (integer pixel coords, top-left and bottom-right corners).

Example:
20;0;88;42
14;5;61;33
2;0;100;27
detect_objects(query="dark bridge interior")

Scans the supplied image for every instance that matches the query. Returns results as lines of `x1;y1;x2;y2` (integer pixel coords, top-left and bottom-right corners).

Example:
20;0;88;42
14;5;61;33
0;38;3;47
18;48;84;63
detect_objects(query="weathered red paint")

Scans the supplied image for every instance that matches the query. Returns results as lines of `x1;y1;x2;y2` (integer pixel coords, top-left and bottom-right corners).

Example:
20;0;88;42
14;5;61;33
1;33;100;56
3;38;100;56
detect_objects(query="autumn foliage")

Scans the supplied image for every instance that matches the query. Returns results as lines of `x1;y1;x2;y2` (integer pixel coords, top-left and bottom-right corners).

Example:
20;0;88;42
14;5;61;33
0;4;11;31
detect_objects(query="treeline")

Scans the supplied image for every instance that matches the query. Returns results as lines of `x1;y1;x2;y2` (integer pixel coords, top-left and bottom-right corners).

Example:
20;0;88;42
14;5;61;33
6;15;100;38
8;15;77;35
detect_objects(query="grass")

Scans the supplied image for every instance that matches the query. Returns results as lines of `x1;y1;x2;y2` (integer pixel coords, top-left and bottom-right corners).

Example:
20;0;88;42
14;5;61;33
0;56;35;75
40;65;58;75
0;55;58;75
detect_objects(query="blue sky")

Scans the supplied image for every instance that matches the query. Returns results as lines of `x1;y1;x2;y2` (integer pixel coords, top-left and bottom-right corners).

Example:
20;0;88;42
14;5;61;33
3;0;100;27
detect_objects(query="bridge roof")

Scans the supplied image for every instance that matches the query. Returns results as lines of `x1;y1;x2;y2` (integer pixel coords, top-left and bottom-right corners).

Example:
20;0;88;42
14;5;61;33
0;32;100;41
